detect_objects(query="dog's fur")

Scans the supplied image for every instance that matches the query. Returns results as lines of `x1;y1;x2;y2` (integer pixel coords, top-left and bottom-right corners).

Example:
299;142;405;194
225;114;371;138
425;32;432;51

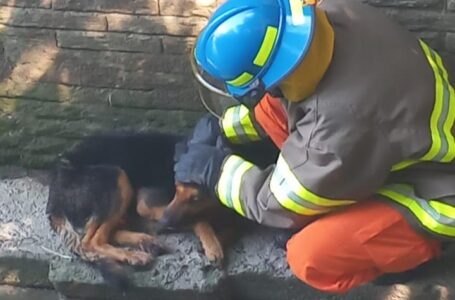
46;131;278;286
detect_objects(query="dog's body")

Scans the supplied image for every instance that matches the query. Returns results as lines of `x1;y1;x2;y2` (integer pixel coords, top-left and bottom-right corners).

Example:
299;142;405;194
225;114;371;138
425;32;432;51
46;131;279;285
46;133;184;289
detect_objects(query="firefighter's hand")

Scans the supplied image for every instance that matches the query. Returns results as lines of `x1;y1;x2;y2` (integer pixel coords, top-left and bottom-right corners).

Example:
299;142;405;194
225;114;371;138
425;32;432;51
174;113;229;164
174;143;231;194
189;114;223;146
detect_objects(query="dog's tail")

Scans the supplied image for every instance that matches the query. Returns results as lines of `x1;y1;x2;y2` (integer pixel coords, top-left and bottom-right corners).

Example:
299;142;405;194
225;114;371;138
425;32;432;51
50;215;132;291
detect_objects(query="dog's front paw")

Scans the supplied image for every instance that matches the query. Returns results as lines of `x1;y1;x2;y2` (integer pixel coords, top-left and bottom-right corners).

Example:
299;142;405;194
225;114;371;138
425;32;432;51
204;242;224;267
126;250;153;266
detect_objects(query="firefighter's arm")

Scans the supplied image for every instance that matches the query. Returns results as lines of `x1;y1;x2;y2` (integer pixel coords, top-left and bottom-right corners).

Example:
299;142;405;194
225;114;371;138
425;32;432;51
216;118;397;228
176;113;396;229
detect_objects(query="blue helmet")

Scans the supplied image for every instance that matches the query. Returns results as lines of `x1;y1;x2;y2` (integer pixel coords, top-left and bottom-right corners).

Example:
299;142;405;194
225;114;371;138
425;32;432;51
192;0;316;106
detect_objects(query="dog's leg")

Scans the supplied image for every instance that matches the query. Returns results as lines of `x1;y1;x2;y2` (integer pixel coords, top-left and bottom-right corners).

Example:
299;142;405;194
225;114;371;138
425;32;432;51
90;222;153;266
85;170;153;266
192;221;224;265
81;217;99;250
112;230;162;255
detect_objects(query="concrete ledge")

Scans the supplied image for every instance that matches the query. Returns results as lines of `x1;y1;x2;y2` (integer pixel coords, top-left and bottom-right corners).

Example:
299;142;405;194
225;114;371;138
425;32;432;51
1;174;455;300
0;285;59;300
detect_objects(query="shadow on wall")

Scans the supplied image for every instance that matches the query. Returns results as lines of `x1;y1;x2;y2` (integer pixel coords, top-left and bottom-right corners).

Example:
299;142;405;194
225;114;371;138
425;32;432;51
0;0;219;167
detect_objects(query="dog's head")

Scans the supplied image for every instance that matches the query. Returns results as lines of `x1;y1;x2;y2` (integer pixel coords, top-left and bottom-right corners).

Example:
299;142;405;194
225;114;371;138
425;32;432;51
157;183;218;231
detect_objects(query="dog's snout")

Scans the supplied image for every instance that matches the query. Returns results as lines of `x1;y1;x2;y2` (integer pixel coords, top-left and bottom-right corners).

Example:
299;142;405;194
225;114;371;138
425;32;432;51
156;209;180;233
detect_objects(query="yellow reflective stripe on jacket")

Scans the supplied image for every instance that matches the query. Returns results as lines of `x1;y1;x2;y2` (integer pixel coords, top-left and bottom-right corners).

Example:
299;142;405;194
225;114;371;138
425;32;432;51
378;184;455;238
221;105;262;144
391;41;455;172
270;155;355;215
216;155;253;216
419;40;455;163
391;160;419;172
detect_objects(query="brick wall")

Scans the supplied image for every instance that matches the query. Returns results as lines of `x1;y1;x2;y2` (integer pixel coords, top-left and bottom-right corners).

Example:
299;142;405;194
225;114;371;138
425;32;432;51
0;0;454;168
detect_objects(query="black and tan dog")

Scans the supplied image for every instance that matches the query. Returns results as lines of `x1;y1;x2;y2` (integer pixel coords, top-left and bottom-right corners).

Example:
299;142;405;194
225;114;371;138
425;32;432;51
46;131;278;286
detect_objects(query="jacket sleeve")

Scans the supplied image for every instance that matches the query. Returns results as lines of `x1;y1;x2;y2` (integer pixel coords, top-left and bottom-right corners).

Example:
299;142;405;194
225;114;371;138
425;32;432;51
220;104;268;144
215;115;396;229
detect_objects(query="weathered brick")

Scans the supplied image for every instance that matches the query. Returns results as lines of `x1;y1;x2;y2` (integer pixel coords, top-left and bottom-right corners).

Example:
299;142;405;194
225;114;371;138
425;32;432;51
2;39;60;92
79;67;191;90
159;0;217;17
0;26;56;82
107;14;206;36
0;97;200;137
0;82;203;111
0;0;51;8
0;7;107;31
53;0;158;15
31;48;191;87
108;87;204;111
162;36;195;54
14;48;192;89
0;25;54;40
364;0;442;8
385;9;455;32
56;31;161;53
449;0;455;11
81;48;189;72
447;33;455;53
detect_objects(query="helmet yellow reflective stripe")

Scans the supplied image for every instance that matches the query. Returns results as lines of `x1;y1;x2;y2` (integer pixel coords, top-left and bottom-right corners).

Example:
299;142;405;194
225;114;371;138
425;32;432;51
378;184;455;238
216;155;254;216
227;25;279;87
270;155;355;215
254;26;279;67
221;105;263;144
227;72;254;87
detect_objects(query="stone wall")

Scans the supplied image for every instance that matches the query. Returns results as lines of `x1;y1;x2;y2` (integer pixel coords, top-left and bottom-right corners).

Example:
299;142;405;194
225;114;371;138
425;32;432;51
0;0;454;168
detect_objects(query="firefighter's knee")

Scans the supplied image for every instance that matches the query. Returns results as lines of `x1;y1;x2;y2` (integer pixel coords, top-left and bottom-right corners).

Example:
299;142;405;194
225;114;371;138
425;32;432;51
286;230;324;288
286;229;348;294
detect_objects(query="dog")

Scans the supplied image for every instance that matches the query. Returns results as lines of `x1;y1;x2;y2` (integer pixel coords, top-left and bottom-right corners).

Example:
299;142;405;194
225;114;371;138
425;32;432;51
46;132;181;288
46;131;279;286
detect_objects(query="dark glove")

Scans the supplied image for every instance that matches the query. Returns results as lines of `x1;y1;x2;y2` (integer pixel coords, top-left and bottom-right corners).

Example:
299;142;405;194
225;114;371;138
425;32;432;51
189;114;223;146
174;143;231;193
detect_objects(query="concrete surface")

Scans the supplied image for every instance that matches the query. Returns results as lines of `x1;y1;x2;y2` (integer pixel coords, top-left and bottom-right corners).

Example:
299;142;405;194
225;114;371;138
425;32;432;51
0;285;59;300
1;173;455;299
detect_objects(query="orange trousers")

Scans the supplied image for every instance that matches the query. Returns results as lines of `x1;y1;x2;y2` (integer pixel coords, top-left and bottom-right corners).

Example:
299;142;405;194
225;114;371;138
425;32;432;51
286;201;441;294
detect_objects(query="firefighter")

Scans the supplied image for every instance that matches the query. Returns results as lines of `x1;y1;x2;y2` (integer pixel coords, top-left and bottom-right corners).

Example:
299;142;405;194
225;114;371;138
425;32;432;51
174;0;455;293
